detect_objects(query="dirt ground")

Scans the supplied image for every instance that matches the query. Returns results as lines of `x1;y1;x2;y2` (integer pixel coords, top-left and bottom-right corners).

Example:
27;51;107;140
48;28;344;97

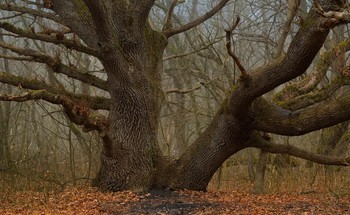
1;187;349;214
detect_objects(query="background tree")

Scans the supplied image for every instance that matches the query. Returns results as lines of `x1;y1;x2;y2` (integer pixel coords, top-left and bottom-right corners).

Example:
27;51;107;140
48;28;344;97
1;0;350;193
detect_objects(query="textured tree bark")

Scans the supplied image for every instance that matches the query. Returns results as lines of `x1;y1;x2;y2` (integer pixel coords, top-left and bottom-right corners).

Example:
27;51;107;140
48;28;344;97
154;103;252;190
92;25;167;192
47;0;350;192
91;0;347;192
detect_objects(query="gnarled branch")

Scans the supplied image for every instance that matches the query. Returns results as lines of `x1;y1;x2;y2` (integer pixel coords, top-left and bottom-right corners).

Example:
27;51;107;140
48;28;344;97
225;16;248;80
254;91;350;136
0;40;107;91
0;90;109;133
0;71;110;110
277;78;350;111
227;0;342;117
0;22;99;57
249;132;350;166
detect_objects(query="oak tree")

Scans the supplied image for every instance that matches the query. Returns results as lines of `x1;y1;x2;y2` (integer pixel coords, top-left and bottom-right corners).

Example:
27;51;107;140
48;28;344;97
1;0;350;192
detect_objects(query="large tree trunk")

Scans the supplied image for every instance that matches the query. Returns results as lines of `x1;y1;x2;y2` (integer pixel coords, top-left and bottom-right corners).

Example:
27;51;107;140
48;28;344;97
52;0;346;192
155;103;252;190
93;25;167;192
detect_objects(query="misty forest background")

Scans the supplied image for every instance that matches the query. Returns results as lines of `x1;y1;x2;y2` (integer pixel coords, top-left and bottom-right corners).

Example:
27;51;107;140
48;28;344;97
0;0;349;195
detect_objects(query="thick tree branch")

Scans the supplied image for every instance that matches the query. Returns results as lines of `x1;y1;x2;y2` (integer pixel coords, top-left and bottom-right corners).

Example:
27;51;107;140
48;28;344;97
82;0;115;44
0;71;110;110
163;0;230;38
0;22;99;57
253;91;350;136
51;0;98;49
249;132;350;166
275;38;350;103
134;0;158;28
0;90;109;133
228;0;344;118
0;40;107;91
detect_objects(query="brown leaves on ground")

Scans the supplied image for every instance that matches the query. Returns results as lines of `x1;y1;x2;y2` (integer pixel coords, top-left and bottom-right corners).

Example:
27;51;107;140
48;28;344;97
0;186;349;214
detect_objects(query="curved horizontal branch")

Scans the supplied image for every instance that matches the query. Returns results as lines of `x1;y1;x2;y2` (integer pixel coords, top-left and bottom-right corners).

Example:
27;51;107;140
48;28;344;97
163;0;230;38
0;90;109;133
249;132;350;166
0;3;64;25
0;71;60;94
0;22;99;57
0;71;110;110
253;92;350;136
0;40;107;91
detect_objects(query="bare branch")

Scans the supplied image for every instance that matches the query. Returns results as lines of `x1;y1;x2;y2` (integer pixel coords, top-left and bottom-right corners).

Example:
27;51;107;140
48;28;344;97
165;86;201;95
0;71;110;110
0;40;107;91
56;64;108;91
225;16;248;80
163;37;223;61
162;0;179;31
165;79;218;94
0;54;32;61
0;90;109;133
0;22;99;56
163;0;230;38
0;3;64;25
273;0;300;58
249;132;350;166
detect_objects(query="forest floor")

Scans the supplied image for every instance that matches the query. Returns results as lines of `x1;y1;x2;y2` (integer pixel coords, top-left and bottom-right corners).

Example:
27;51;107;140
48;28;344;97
0;186;349;214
